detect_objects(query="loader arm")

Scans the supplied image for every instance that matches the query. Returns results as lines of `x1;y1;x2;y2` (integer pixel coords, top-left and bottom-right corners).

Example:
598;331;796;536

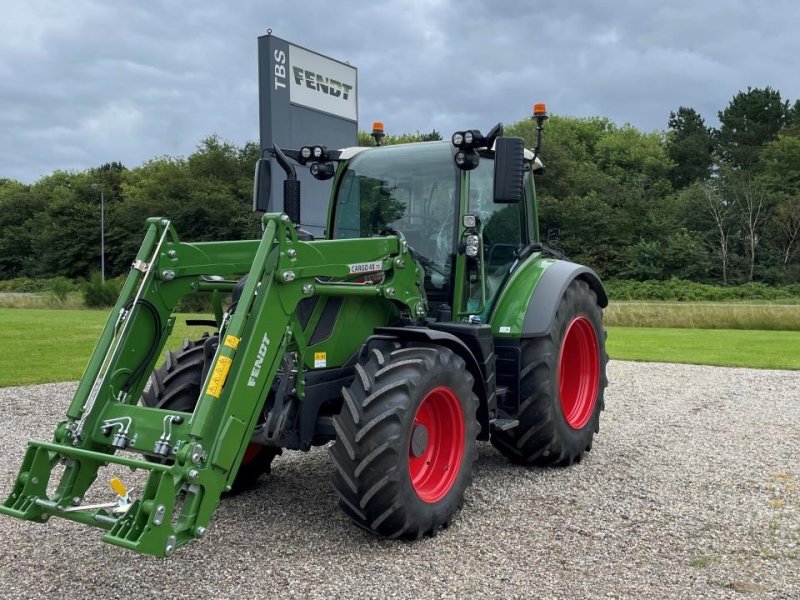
0;213;423;556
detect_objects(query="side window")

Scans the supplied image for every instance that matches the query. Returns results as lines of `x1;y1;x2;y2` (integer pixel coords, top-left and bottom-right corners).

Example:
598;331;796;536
468;158;525;310
469;159;523;268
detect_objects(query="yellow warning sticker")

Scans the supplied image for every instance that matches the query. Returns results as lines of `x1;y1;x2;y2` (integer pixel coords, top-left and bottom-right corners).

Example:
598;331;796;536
314;352;327;368
206;355;233;398
223;335;240;350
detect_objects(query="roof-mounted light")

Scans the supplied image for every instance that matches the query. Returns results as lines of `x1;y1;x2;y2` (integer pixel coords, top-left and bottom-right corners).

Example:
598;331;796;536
371;121;386;146
452;129;485;150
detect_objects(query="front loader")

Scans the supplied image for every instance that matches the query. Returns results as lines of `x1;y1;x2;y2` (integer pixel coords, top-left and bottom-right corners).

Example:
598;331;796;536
1;106;608;556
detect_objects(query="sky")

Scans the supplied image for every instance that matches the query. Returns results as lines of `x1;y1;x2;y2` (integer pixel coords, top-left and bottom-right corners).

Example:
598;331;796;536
2;0;800;183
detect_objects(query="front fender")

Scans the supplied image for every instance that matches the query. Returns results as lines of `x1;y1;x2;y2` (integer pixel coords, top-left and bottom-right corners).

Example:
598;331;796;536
490;256;607;339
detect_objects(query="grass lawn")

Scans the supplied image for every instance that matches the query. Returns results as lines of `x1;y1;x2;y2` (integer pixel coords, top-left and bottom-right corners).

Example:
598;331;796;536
1;308;798;388
606;301;800;330
0;308;213;387
606;327;800;370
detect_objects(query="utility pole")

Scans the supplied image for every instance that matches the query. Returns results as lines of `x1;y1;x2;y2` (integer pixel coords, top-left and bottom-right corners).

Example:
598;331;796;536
91;183;106;283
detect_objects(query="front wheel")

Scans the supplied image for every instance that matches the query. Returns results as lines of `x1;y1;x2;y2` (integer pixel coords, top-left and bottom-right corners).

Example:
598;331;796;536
141;336;280;493
491;278;608;466
329;343;479;539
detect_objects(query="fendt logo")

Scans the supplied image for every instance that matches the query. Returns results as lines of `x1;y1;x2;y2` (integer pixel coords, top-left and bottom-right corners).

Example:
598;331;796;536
287;44;357;121
293;67;353;101
247;333;270;387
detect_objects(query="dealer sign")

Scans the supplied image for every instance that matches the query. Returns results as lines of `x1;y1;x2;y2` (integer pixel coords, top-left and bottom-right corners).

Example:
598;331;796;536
288;45;357;122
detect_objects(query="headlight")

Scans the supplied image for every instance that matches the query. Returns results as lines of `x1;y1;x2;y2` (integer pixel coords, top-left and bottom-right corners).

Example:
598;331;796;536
300;146;312;160
452;132;464;147
464;131;474;145
313;146;324;159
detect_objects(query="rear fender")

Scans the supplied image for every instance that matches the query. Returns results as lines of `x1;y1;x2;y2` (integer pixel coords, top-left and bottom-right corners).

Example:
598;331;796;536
491;257;607;339
371;327;492;440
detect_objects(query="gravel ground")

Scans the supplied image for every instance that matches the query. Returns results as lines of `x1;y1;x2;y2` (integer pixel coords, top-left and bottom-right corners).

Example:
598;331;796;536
0;361;798;599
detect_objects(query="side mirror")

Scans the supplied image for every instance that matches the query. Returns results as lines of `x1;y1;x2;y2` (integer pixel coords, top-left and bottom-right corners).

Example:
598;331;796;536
493;137;525;203
252;158;271;212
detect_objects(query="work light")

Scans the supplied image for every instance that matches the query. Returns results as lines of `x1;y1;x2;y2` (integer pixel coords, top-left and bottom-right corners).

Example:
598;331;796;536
465;234;480;257
454;150;479;170
310;161;335;180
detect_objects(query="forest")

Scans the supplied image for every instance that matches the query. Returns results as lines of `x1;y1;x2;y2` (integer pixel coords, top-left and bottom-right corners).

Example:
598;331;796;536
1;86;798;287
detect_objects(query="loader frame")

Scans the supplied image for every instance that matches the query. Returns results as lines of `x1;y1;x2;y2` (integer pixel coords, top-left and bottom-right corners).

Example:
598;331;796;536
0;213;423;556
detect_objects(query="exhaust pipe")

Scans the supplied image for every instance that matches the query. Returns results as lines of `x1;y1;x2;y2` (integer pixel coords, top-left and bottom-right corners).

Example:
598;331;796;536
272;144;300;225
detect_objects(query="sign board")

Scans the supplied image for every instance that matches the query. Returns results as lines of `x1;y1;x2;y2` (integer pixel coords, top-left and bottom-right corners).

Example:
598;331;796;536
256;34;358;234
289;45;357;121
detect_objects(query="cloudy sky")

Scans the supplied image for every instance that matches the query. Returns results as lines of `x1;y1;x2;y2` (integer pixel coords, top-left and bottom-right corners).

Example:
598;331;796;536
2;0;799;183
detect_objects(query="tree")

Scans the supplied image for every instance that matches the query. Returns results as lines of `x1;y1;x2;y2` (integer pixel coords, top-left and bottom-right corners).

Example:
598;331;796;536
724;170;771;282
702;180;734;284
758;132;800;195
786;99;800;135
770;195;800;265
665;107;714;188
716;87;789;169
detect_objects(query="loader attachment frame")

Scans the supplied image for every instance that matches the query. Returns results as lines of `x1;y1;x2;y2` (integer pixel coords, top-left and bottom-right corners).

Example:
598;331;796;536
0;213;423;556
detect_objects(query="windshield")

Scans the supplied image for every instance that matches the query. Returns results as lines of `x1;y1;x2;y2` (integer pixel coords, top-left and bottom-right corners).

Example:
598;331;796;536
332;142;456;282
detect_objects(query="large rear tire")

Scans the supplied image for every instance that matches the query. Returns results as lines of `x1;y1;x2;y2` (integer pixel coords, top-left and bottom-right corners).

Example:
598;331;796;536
491;278;608;466
142;335;279;493
330;343;479;539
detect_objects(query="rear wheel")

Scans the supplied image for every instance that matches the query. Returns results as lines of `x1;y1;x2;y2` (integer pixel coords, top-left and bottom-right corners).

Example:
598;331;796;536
142;335;279;493
491;279;608;465
329;343;479;539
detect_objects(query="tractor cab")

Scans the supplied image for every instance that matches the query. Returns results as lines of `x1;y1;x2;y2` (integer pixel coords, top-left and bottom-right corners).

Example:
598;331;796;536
328;134;539;321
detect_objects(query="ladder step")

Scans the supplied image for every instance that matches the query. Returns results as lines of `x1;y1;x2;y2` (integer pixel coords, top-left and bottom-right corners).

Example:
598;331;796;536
490;418;519;431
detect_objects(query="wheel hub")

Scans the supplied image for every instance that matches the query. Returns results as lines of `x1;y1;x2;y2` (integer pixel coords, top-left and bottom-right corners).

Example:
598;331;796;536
408;386;465;503
409;424;429;458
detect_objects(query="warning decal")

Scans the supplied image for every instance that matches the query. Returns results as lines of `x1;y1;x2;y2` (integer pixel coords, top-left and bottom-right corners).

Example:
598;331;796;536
206;356;233;398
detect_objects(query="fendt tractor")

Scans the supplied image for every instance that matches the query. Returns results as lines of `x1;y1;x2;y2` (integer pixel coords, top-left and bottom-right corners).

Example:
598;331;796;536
0;105;608;556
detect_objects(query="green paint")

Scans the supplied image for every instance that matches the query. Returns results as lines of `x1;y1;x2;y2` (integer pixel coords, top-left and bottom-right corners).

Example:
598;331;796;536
489;255;555;336
0;135;588;557
0;214;424;556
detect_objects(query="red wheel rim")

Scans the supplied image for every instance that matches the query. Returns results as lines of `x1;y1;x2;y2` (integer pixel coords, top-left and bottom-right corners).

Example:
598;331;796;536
242;444;261;465
558;316;600;430
408;386;465;503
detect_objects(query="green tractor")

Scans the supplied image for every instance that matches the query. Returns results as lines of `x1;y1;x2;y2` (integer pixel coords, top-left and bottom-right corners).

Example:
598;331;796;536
0;107;607;556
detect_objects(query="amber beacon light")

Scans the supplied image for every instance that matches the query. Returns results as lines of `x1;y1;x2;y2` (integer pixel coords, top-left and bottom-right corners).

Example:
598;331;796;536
532;103;548;159
371;121;386;146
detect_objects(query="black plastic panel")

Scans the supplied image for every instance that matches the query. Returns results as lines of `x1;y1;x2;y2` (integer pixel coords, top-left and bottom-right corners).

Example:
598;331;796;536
309;296;343;345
